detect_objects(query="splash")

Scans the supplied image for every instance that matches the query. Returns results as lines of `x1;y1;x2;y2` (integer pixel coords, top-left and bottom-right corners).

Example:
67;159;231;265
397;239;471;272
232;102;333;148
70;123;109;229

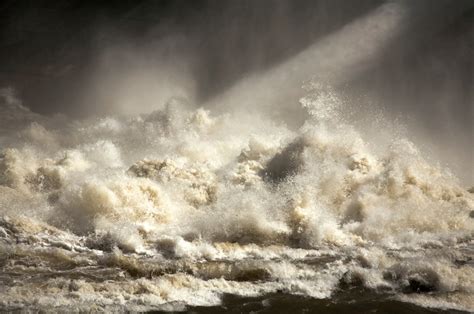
0;85;473;312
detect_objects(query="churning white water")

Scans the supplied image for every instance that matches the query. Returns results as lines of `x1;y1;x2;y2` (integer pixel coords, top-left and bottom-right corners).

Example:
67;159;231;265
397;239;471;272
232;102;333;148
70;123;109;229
0;83;472;312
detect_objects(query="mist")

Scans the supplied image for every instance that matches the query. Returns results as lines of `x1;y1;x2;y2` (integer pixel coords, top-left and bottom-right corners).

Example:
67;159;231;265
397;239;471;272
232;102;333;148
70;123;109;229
1;0;472;183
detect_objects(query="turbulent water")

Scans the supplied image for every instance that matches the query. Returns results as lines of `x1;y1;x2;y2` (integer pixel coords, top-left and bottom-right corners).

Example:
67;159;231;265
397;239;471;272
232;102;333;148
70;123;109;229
0;84;473;313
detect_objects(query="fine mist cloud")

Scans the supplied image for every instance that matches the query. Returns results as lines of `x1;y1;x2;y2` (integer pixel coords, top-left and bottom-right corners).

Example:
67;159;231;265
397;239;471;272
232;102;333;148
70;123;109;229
0;0;472;183
204;2;407;121
80;33;197;116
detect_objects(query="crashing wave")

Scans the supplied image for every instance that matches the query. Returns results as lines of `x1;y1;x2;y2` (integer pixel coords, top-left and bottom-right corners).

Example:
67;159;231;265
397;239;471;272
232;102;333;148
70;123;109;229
0;85;472;312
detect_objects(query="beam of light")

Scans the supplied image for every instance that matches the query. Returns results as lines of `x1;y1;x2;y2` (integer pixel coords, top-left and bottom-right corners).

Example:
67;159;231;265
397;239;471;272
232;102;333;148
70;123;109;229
205;1;408;114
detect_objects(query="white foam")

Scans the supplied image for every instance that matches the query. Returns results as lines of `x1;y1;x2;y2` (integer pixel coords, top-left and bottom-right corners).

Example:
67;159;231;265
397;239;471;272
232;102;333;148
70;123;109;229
0;84;472;312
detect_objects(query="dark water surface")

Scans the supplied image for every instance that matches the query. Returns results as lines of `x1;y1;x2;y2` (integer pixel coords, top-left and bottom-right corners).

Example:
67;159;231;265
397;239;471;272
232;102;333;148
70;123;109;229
156;291;470;314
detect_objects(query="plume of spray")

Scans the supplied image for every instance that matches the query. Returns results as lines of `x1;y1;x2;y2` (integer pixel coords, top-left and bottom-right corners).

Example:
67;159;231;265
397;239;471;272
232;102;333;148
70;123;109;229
203;0;472;184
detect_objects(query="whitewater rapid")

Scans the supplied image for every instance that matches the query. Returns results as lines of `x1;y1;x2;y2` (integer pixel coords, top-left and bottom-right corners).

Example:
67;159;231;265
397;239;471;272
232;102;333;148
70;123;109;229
0;84;472;312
